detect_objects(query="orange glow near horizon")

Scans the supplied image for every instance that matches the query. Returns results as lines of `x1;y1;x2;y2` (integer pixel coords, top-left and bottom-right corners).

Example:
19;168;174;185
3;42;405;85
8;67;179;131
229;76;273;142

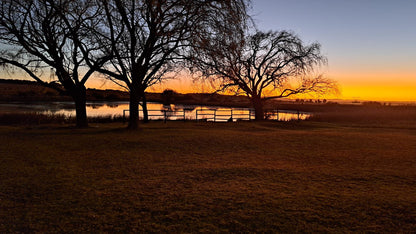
83;73;416;102
341;84;416;102
4;70;416;102
328;72;416;102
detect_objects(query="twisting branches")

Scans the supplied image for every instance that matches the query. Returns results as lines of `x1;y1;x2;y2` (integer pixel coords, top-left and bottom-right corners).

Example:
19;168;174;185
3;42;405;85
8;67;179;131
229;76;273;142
0;0;111;127
189;30;337;120
94;0;250;129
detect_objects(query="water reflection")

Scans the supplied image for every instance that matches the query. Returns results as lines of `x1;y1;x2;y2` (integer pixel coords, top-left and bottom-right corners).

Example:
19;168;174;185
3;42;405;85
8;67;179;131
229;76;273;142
0;102;310;121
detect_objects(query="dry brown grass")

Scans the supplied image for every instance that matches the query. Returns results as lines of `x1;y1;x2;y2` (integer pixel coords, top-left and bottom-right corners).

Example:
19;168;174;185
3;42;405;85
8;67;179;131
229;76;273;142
0;113;126;125
1;121;416;232
308;105;416;128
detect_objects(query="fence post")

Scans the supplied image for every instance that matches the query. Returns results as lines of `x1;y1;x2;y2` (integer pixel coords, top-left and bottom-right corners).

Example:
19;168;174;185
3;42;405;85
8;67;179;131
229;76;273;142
297;110;300;121
214;110;216;122
164;110;167;123
276;109;279;121
123;110;126;123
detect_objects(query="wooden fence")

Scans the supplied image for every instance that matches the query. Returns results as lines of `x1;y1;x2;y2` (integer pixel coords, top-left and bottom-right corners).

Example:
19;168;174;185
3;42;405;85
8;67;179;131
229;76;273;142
123;108;309;122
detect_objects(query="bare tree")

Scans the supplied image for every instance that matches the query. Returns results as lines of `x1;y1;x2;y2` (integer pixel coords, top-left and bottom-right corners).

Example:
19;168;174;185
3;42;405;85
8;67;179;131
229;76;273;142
0;0;109;127
95;0;250;129
190;30;337;120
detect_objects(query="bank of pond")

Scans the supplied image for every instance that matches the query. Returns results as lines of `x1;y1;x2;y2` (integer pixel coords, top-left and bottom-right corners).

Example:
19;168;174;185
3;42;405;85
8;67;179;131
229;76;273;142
0;101;310;123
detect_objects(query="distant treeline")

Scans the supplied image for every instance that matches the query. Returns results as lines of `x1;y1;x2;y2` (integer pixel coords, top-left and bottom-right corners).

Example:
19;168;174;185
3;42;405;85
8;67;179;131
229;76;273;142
0;78;40;85
0;78;253;107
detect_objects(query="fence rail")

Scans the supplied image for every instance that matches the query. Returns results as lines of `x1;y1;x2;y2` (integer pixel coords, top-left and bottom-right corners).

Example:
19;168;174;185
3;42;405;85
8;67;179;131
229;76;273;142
123;109;185;123
195;109;254;122
123;108;310;122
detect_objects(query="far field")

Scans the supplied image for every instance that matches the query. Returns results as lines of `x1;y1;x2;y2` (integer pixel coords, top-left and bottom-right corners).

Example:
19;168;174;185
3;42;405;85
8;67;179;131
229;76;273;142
1;120;416;232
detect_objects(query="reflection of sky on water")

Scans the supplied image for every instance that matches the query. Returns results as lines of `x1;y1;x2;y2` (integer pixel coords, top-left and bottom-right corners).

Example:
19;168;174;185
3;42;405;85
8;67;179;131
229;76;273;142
0;102;309;121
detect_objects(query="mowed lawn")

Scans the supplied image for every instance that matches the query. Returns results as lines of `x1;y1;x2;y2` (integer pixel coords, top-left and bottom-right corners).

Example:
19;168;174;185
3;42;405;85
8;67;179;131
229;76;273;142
1;121;416;232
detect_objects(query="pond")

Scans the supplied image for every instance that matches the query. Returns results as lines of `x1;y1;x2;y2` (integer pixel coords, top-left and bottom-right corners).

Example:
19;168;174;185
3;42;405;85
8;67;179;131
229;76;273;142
0;101;310;122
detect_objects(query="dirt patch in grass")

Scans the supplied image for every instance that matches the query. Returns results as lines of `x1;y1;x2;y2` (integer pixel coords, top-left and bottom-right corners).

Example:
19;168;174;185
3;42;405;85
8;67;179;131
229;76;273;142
1;121;416;232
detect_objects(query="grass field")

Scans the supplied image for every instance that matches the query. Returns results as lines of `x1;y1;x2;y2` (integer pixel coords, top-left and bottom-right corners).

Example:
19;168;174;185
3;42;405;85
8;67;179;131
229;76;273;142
1;120;416;232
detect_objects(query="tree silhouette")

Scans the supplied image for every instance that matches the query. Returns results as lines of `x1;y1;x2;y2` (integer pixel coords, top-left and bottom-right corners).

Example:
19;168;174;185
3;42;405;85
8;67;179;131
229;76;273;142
94;0;250;129
161;89;177;106
0;0;110;127
191;31;336;120
190;30;337;120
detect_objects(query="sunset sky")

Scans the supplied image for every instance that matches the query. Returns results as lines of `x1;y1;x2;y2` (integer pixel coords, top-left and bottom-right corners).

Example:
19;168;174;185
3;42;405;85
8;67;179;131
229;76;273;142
250;0;416;101
152;0;416;101
2;0;416;102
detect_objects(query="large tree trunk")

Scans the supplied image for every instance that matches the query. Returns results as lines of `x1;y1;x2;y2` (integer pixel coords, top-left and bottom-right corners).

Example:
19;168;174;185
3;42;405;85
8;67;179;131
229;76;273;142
69;85;88;128
74;95;88;128
251;96;264;120
141;93;149;123
128;90;140;130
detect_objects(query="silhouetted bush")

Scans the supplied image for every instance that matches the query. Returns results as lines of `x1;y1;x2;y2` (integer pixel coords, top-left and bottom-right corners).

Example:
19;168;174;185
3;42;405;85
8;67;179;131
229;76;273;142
161;89;177;105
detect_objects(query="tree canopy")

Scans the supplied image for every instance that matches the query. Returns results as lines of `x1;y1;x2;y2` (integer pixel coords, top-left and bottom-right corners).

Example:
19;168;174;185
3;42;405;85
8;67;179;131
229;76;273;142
94;0;250;129
0;0;337;124
190;30;337;120
0;0;110;127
